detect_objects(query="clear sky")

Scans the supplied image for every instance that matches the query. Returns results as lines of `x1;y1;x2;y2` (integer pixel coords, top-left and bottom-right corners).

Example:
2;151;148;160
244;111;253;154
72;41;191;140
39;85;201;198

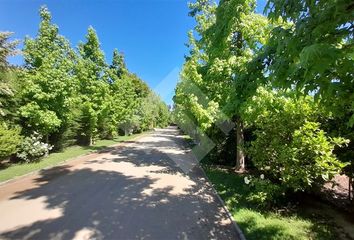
0;0;267;105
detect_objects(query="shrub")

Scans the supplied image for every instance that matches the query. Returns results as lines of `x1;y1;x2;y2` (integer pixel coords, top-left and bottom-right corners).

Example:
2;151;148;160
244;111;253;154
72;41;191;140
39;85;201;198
244;175;283;208
16;132;53;162
242;88;348;195
0;123;22;160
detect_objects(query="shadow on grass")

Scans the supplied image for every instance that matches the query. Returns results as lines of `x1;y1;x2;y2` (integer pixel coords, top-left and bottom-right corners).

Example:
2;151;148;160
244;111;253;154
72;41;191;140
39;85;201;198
203;166;339;240
0;161;11;170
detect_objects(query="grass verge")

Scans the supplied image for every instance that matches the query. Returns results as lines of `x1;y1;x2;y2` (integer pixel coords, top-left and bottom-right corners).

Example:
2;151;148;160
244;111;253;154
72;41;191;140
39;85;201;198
0;133;146;183
203;166;341;240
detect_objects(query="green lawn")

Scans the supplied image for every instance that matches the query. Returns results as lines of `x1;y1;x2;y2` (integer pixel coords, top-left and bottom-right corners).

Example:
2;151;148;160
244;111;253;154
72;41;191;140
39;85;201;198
203;166;338;240
0;133;146;183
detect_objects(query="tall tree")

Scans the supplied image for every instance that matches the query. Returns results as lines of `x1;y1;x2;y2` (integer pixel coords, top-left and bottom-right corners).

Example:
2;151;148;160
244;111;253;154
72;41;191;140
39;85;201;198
0;32;22;160
19;6;77;143
0;32;19;120
205;0;269;170
175;0;269;170
76;26;109;145
108;50;137;136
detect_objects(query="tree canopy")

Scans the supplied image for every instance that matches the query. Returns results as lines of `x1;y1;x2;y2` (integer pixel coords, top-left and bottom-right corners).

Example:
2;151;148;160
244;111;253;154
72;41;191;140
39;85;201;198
174;0;353;203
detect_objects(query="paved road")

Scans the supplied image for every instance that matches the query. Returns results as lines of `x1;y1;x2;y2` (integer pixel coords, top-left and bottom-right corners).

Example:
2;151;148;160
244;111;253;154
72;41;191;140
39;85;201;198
0;127;241;240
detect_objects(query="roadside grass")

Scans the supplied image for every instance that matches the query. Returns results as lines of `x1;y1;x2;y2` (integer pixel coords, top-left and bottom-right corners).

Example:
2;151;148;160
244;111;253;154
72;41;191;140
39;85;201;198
203;166;338;240
0;133;146;183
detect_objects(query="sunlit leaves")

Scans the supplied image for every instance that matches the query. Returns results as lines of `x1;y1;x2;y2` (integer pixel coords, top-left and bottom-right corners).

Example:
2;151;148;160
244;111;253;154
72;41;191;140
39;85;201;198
20;6;77;137
265;0;354;123
242;87;348;192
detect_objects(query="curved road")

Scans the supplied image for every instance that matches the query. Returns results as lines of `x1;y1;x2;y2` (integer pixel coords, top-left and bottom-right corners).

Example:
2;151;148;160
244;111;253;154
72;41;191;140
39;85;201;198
0;127;241;240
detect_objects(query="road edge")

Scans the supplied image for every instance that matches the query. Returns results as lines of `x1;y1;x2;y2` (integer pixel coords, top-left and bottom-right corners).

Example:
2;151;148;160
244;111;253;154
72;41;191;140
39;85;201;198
198;165;247;240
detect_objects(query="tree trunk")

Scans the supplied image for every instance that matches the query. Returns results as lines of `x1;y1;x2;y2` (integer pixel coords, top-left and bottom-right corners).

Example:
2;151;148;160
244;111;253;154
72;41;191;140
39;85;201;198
89;135;93;146
235;119;245;172
350;176;353;206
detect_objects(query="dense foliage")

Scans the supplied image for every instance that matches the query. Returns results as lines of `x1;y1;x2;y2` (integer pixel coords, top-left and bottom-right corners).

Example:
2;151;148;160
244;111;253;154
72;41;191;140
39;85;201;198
265;0;354;124
20;7;77;143
174;0;353;205
0;7;170;162
0;124;21;160
0;32;22;160
242;88;348;203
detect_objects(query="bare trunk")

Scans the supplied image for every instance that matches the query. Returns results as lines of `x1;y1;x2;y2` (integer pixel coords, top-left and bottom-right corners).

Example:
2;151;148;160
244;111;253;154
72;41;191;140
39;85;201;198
89;135;93;146
236;119;245;172
350;176;353;205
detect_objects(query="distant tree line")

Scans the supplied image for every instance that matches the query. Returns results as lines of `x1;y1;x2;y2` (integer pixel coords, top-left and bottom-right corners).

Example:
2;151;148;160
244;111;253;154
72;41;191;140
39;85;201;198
0;7;170;162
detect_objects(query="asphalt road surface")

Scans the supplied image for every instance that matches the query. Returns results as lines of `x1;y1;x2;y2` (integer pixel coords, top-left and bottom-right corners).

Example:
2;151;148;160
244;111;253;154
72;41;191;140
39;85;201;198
0;127;241;240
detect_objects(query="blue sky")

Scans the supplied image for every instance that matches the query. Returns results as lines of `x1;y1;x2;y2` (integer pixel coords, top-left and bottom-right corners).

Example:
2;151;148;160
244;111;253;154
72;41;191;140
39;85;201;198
0;0;267;105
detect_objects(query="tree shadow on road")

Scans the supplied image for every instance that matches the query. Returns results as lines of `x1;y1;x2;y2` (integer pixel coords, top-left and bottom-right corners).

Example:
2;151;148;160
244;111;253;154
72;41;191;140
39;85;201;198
0;129;239;240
